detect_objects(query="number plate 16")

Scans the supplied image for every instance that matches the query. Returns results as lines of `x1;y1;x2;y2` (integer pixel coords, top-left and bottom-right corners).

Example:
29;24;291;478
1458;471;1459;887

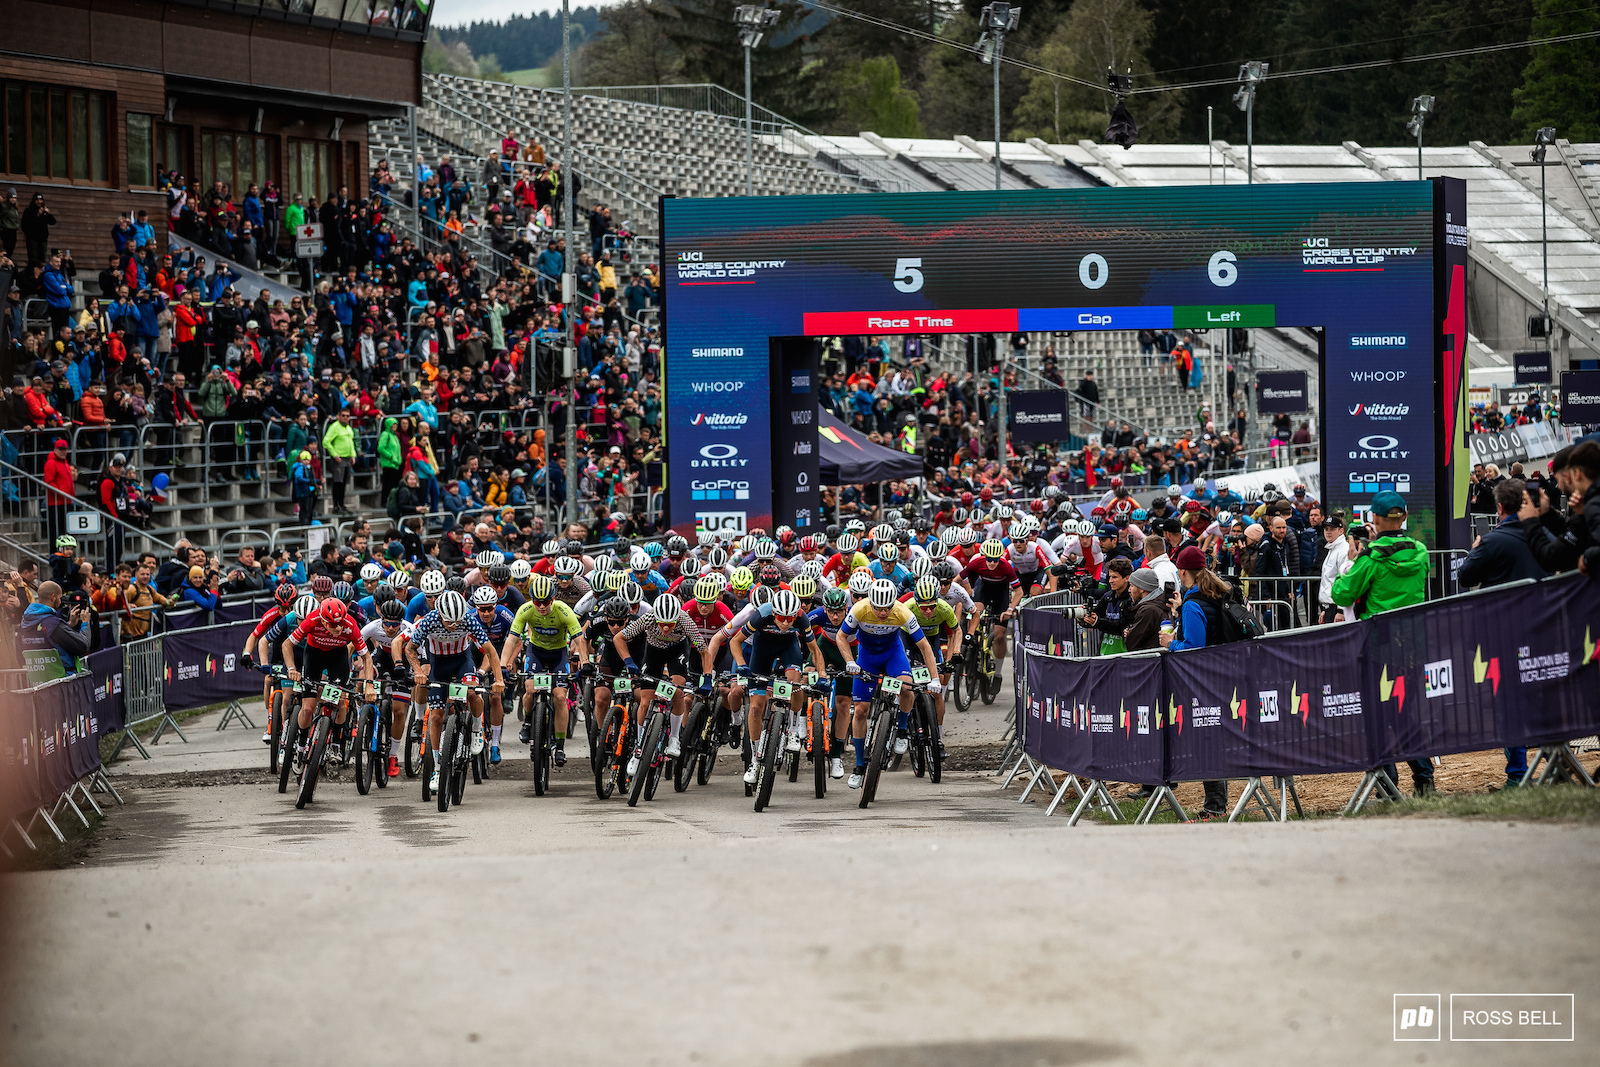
656;680;677;700
772;680;793;702
880;677;903;695
531;673;553;691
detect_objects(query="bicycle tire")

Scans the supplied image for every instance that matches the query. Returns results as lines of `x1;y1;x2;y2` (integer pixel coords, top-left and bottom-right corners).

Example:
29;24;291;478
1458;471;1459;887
373;707;390;790
267;690;282;775
753;709;783;812
908;700;927;779
629;712;664;807
742;732;754;797
926;699;943;785
811;701;828;799
403;703;423;778
980;668;1002;704
787;707;801;783
421;746;434;802
952;660;974;711
437;717;458;812
530;694;550;797
295;716;329;809
674;701;704;792
452;716;470;805
358;705;378;795
594;707;622;800
861;702;893;808
277;716;300;794
584;680;601;768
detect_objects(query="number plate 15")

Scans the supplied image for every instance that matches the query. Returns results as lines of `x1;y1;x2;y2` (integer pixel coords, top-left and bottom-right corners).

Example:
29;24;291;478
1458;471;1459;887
880;677;903;695
531;673;553;691
448;682;468;701
772;680;793;702
910;667;932;684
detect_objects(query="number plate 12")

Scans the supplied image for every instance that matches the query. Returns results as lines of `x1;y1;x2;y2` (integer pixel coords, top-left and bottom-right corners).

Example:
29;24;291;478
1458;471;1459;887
321;682;343;703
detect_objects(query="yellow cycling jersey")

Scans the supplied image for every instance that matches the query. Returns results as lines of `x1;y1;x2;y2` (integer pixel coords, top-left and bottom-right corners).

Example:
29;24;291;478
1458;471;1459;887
510;599;583;650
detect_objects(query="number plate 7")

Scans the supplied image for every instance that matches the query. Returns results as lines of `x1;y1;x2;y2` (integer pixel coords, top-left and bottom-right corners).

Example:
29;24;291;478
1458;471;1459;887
772;680;792;702
531;673;552;691
880;677;903;695
320;682;343;703
448;682;468;701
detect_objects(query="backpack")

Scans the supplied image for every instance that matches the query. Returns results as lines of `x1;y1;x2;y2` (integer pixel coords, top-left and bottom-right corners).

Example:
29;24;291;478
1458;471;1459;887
385;487;401;521
1193;592;1262;644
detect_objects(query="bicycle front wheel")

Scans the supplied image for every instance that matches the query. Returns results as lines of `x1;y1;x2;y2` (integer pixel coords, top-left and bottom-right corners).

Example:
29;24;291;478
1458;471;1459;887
277;715;300;795
629;712;664;808
437;717;458;812
862;704;893;808
295;716;329;810
355;705;376;796
530;695;550;797
811;702;829;799
754;711;784;813
403;703;423;778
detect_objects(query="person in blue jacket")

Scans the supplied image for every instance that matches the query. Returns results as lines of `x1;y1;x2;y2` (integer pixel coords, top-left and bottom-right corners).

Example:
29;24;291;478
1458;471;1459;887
40;252;74;335
1159;546;1228;652
178;564;221;612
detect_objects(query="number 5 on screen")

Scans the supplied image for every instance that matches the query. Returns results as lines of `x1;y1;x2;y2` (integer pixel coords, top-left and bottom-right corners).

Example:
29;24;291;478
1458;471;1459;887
893;258;924;292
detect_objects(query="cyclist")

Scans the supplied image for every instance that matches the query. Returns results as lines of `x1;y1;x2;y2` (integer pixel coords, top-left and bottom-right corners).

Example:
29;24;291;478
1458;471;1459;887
726;566;756;614
905;574;961;758
508;558;533;598
282;598;375;765
659;534;691;581
406;569;447;622
615;593;709;771
835;578;942;789
401;590;503;795
549;555;591;609
466;549;502;587
364;597;413;778
822;533;868;586
355;562;388;616
628;551;670;597
481;562;527;612
805;585;855;780
1007;517;1060;595
529;539;563;576
963;538;1023;682
503;573;584;766
243;582;301;744
330;580;366;627
581;596;643;757
470;584;517;763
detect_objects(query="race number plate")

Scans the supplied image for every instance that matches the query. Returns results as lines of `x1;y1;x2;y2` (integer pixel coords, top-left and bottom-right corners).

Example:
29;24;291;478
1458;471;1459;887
320;682;343;703
805;670;819;686
614;676;633;693
448;682;468;701
910;667;932;684
881;676;903;695
656;680;677;700
772;680;793;702
531;673;553;691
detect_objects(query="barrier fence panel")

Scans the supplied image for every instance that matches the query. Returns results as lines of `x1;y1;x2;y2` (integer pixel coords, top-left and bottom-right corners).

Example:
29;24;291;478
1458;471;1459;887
107;635;168;761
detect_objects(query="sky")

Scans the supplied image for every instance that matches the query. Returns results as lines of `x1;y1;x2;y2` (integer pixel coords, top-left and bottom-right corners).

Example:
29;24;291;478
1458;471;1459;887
432;0;573;26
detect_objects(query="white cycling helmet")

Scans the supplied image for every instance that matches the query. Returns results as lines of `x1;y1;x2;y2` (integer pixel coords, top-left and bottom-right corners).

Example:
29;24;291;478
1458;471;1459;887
928;540;949;560
738;534;758;554
678;558;703;579
1076;520;1098;537
957;527;977;545
800;559;824;580
835;533;859;553
294;594;318;619
621;580;645;606
868;578;898;609
706;546;729;569
509;559;532;581
754;540;778;560
749;585;774;608
542;539;562;555
770;589;802;617
387;570;410;592
870;523;893;542
436;590;468;622
696;530;715;547
553;555;581;576
939;527;960;546
420;570;447;595
909;555;933;577
470;584;498;607
848;571;873;597
630;551;651;572
995;504;1014;520
360;562;383;582
650;594;681;625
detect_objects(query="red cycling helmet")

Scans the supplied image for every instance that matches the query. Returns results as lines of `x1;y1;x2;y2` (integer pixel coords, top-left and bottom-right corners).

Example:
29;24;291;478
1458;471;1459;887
1090;506;1107;518
273;582;297;605
979;487;994;501
319;599;347;624
310;574;333;595
960;491;974;505
1110;475;1124;488
1029;499;1046;514
798;535;817;552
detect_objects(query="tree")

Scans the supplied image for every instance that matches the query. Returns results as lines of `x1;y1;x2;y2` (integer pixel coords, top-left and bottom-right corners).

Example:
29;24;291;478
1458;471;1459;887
581;0;683;86
650;0;824;122
1510;0;1600;141
835;56;926;137
1008;0;1176;144
435;10;603;74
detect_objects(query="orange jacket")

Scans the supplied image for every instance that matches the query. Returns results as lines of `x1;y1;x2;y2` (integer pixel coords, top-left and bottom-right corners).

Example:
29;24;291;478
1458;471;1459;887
43;452;75;507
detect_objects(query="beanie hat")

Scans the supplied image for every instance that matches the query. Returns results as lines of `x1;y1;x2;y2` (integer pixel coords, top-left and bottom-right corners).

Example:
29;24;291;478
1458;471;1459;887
1129;568;1161;592
1174;546;1208;571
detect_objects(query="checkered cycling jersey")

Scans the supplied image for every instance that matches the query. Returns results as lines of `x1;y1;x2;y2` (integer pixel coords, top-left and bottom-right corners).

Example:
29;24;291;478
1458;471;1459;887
551;574;591;609
619;609;709;650
409;610;490;657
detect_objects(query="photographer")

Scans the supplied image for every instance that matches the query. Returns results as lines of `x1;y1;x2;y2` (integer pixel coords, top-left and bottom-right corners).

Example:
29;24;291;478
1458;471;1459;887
18;580;92;682
1525;442;1600;576
1318;516;1355;623
1078;558;1135;655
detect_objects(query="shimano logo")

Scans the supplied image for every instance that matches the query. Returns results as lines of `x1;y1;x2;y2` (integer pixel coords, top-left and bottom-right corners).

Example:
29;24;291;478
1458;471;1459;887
1351;335;1407;347
1351;370;1406;382
691;412;748;428
691;347;743;358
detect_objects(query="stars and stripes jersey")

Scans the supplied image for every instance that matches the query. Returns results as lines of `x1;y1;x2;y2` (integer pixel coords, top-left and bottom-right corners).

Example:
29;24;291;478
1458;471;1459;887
289;608;364;652
619;609;710;650
408;610;491;657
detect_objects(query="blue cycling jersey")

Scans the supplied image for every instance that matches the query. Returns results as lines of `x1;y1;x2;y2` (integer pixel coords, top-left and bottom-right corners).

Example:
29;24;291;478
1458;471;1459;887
869;561;914;593
405;590;433;622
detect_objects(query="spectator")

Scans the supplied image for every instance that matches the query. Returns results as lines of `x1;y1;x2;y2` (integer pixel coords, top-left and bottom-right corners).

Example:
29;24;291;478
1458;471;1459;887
178;564;220;612
1317;515;1352;624
117;562;167;641
1252;513;1303;630
1157;545;1241;817
20;192;56;267
290;449;319;524
1119;567;1171;651
42;437;76;545
0;188;18;259
1457;478;1546;589
323;408;357;515
18;580;93;681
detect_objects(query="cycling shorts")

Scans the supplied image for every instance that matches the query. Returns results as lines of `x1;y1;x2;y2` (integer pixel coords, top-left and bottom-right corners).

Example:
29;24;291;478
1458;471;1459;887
301;647;351;688
643;640;693;681
424;652;475;705
1016;570;1042;596
852;641;911;702
973;582;1012;618
748;632;802;691
523;645;569;674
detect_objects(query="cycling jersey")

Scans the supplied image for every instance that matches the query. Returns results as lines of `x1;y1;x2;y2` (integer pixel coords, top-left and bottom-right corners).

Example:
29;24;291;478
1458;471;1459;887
584;618;643;674
290;607;364;652
868;560;914;594
938;582;975;615
408;610;491;659
510;600;583;650
962;557;1021;593
805;604;851;671
908;598;959;640
628;570;671;597
822;551;869;584
550;575;590;609
361;618;413;676
497;585;528;612
841;600;924;655
618;610;709;651
404;590;436;623
477;604;516;648
1007;539;1058;574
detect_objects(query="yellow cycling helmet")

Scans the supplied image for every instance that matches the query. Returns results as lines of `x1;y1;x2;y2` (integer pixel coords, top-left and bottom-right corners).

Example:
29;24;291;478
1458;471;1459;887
606;571;629;592
981;538;1006;559
790;575;817;600
527;573;554;601
729;566;755;594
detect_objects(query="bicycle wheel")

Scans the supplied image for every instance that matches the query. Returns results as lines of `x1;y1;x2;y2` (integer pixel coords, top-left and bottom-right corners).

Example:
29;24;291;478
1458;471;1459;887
754;711;783;812
594;707;623;800
811;701;828;799
295;716;329;809
403;703;423;778
452;718;470;805
373;707;390;791
952;660;974;712
674;701;705;793
421;746;434;802
980;658;1003;704
530;695;550;797
861;704;893;808
787;707;801;783
628;712;664;807
584;680;601;767
277;715;300;794
355;706;375;796
926;700;943;785
908;697;928;780
437;717;458;812
267;690;283;775
742;732;754;797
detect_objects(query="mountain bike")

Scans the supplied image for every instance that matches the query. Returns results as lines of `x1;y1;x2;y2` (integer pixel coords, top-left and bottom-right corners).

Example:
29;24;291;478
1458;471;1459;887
626;674;684;808
747;671;816;813
263;664;289;775
593;673;637;801
522;668;569;797
674;672;733;793
353;677;392;795
905;667;942;784
423;675;485;813
290;676;363;810
961;612;1004;707
401;673;426;779
857;669;930;809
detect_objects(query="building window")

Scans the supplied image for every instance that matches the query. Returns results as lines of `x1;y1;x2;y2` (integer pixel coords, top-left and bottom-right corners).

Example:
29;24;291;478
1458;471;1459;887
0;81;111;185
201;131;276;197
127;114;153;187
288;138;338;203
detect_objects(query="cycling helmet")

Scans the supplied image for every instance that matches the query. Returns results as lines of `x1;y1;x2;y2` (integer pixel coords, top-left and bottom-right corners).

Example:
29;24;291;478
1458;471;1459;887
374;586;396;608
527;573;554;601
729;567;755;594
602;597;630;622
614;538;633;558
754;540;778;560
1110;476;1124;488
475;550;499;569
436;591;468;622
294;594;318;619
331;581;356;604
445;576;466;595
749;585;774;608
706;546;729;570
891;518;909;533
928;541;949;561
678;558;703;580
379;598;406;622
1167;485;1183;498
870;523;893;542
978;486;994;502
552;556;580;577
800;559;824;580
848;571;873;597
643;541;664;559
55;535;77;549
564;538;585;556
696;531;715;548
627;551;649;573
980;538;1005;559
789;576;817;601
959;491;975;506
1044;485;1061;500
360;562;384;582
845;519;866;534
1216;511;1233;527
876;542;899;563
1077;520;1099;537
995;504;1014;520
957;527;977;545
650;594;681;625
909;555;933;577
822;587;848;610
419;570;447;595
885;509;903;522
388;570;411;592
934;560;958;582
542;539;562;556
273;582;297;606
914;519;933;534
620;580;645;606
311;574;334;596
1132;508;1148;521
1029;499;1047;515
591;556;614;581
775;524;794;542
471;584;498;607
770;589;802;618
1263;489;1283;503
756;561;782;587
798;535;817;553
835;533;859;554
913;575;940;602
488;563;511;584
738;534;758;554
510;559;532;581
939;527;960;547
693;576;723;604
868;578;898;608
667;535;689;555
319;599;348;624
895;531;911;547
606;571;629;593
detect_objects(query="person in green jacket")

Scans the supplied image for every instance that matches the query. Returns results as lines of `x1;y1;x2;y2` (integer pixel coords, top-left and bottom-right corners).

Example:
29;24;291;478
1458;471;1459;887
322;407;358;515
1329;489;1434;796
196;364;239;479
378;416;403;502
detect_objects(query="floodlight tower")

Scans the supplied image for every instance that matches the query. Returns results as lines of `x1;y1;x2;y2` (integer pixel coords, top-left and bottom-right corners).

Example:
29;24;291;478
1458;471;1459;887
734;5;781;197
1531;126;1558;347
1232;61;1267;184
1406;95;1434;180
975;3;1022;192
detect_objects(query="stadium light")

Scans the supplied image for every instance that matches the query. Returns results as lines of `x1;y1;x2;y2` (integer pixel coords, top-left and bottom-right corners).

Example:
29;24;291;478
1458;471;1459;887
734;5;781;197
1531;126;1557;344
975;3;1021;192
1232;61;1267;184
1405;95;1434;180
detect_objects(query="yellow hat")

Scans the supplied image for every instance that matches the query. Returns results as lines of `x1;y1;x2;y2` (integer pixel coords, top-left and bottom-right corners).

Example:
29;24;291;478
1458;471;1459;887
188;565;206;582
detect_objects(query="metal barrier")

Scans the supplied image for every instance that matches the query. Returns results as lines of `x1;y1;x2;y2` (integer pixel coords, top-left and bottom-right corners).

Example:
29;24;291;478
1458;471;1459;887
105;634;174;761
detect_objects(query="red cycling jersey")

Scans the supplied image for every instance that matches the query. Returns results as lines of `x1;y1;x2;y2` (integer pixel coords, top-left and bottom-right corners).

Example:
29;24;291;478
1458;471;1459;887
290;606;364;652
685;599;733;631
962;556;1021;589
251;605;285;639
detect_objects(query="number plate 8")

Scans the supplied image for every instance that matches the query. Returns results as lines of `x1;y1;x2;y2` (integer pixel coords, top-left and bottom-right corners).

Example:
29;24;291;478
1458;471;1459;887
911;667;932;684
614;676;633;693
320;682;343;703
448;682;468;701
881;677;903;695
772;680;792;702
656;680;677;700
531;673;553;691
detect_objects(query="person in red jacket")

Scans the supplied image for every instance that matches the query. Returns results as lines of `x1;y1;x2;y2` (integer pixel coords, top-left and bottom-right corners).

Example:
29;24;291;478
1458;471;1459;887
173;289;206;378
42;437;76;546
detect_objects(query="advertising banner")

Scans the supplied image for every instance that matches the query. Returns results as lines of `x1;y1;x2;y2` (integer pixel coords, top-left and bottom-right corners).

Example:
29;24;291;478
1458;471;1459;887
162;622;259;711
0;686;41;826
770;340;821;531
1008;389;1070;443
1560;371;1600;425
1256;371;1309;413
1513;351;1553;384
1468;431;1526;469
34;681;81;800
85;646;127;735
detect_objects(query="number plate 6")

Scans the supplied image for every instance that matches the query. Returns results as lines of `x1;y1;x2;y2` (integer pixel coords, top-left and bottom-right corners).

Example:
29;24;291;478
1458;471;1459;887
772;680;792;702
910;667;932;684
448;682;468;701
531;673;552;691
881;677;903;695
656;680;677;700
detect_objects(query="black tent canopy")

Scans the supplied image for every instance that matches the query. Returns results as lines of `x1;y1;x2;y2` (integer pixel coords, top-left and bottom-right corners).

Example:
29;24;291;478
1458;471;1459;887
817;409;923;484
